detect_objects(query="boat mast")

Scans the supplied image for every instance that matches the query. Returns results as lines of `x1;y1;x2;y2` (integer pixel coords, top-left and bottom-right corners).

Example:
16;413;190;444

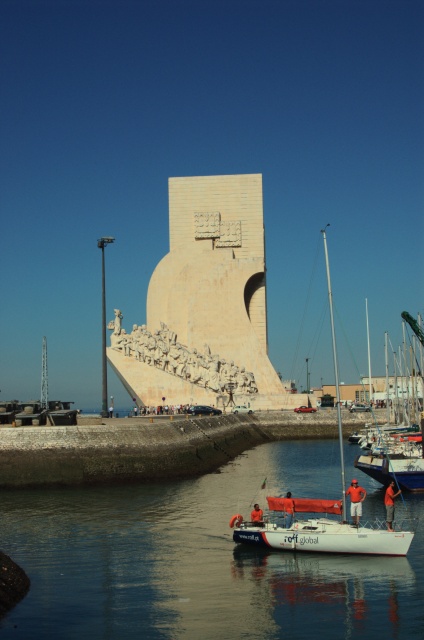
402;321;411;423
385;332;390;426
366;298;372;404
418;313;424;378
398;345;409;424
321;226;347;519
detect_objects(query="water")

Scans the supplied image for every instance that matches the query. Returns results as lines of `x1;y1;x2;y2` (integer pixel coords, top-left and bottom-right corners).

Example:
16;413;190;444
1;440;423;639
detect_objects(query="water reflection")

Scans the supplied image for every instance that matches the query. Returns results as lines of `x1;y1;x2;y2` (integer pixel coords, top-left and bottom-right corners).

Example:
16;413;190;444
231;546;415;635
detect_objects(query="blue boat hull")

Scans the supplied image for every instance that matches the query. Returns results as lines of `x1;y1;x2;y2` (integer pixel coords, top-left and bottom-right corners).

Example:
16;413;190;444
233;529;269;547
355;454;424;492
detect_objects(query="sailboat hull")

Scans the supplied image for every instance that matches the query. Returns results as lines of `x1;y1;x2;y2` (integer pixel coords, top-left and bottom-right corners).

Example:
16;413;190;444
355;454;424;492
233;520;413;556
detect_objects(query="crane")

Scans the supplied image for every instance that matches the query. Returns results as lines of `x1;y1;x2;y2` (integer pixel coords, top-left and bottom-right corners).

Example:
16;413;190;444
401;312;424;347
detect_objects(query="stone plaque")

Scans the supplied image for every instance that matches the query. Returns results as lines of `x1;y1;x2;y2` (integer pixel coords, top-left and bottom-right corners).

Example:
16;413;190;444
216;221;242;247
194;212;221;238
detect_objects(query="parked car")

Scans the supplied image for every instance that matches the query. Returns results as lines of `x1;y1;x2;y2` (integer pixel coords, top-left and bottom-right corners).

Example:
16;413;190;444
294;406;317;413
232;405;253;414
187;405;222;416
349;404;371;413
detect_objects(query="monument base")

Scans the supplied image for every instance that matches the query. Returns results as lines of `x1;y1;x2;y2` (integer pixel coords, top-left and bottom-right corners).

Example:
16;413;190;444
107;347;310;411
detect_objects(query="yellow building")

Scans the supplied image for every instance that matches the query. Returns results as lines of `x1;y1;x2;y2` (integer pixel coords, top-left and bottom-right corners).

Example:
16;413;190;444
315;384;371;405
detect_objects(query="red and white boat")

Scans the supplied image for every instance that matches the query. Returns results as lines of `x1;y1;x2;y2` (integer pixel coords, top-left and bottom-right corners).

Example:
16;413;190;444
231;496;413;556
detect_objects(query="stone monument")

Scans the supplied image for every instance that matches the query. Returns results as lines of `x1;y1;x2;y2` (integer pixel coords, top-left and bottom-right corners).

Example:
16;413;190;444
107;174;304;410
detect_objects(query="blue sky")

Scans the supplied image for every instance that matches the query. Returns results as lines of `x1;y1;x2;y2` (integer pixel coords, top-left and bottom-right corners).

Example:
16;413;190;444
1;0;422;410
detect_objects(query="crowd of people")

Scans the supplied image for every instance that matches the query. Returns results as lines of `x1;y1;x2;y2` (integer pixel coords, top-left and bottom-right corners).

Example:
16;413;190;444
133;404;192;416
108;404;199;418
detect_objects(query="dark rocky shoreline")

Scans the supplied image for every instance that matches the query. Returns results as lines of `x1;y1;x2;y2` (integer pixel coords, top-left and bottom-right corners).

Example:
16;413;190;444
0;552;30;619
0;410;375;488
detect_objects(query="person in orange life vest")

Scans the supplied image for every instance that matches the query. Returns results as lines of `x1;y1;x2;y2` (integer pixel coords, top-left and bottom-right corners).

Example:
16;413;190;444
384;480;402;532
345;479;367;526
284;491;295;528
251;503;263;525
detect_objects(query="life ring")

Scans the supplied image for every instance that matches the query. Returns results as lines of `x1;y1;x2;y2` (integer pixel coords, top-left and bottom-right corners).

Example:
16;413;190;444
229;514;243;528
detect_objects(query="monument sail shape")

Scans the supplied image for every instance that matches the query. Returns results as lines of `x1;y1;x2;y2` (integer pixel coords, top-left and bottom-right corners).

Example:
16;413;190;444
107;174;304;410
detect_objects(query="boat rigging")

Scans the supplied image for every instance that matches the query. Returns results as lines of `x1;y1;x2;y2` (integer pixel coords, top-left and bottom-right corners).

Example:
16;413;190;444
229;227;415;556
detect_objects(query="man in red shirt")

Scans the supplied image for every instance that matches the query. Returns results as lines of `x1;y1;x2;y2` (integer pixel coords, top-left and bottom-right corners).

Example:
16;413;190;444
250;503;264;526
284;491;295;529
345;479;367;527
385;480;402;531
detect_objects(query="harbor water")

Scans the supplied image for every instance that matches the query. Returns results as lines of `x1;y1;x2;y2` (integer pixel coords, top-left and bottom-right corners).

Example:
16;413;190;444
1;439;423;639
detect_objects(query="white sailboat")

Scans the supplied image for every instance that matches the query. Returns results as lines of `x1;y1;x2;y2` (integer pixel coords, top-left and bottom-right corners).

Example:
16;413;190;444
230;226;414;556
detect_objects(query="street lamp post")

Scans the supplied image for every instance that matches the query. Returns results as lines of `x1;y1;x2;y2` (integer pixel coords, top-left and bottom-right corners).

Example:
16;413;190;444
306;358;310;394
98;236;115;417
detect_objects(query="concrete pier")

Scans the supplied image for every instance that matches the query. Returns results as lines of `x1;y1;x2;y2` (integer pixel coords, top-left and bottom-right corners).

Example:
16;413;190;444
0;410;378;488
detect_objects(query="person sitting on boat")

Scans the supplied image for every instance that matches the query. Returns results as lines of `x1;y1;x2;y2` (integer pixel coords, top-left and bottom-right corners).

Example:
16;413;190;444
384;481;402;532
345;479;367;527
250;503;264;526
284;491;295;528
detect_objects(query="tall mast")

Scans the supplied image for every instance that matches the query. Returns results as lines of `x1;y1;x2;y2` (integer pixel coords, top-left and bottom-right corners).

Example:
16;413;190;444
366;298;372;404
418;313;424;377
385;332;390;426
398;345;409;424
402;321;411;423
41;336;48;409
321;226;347;518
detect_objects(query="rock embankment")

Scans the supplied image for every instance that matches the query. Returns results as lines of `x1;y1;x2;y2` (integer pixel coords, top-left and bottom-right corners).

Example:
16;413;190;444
0;551;30;618
0;410;377;488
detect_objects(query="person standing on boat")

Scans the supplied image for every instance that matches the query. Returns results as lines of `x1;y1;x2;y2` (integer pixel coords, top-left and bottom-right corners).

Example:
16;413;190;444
345;479;367;527
284;492;295;528
385;481;402;532
250;504;264;526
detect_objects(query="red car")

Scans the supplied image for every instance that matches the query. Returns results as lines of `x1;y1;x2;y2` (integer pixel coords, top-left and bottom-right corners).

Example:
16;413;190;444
294;406;317;413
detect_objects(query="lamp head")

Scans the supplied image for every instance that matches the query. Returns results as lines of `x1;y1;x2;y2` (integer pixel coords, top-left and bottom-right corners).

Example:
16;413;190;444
97;236;115;248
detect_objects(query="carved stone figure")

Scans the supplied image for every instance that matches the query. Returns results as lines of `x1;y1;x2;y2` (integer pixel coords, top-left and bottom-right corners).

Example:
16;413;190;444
108;315;258;396
205;354;220;392
245;370;258;393
236;367;248;392
113;309;123;335
219;359;232;390
111;328;128;350
168;342;181;375
176;344;188;378
145;332;156;364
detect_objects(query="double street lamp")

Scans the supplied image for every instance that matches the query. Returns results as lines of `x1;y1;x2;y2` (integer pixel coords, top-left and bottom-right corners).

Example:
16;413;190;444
306;358;310;394
98;236;115;417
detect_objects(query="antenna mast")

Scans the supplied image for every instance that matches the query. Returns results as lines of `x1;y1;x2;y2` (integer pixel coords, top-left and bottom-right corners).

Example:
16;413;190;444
41;336;48;409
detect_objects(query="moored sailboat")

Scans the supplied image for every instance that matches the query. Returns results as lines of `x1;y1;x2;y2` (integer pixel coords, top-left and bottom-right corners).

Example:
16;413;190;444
230;226;415;555
354;330;424;491
354;452;424;492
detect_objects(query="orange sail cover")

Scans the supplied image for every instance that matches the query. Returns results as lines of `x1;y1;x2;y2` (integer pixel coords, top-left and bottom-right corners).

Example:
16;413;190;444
267;497;342;515
399;435;422;442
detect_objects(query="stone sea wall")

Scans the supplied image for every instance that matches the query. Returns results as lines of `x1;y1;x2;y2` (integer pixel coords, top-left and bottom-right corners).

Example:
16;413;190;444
0;411;376;488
